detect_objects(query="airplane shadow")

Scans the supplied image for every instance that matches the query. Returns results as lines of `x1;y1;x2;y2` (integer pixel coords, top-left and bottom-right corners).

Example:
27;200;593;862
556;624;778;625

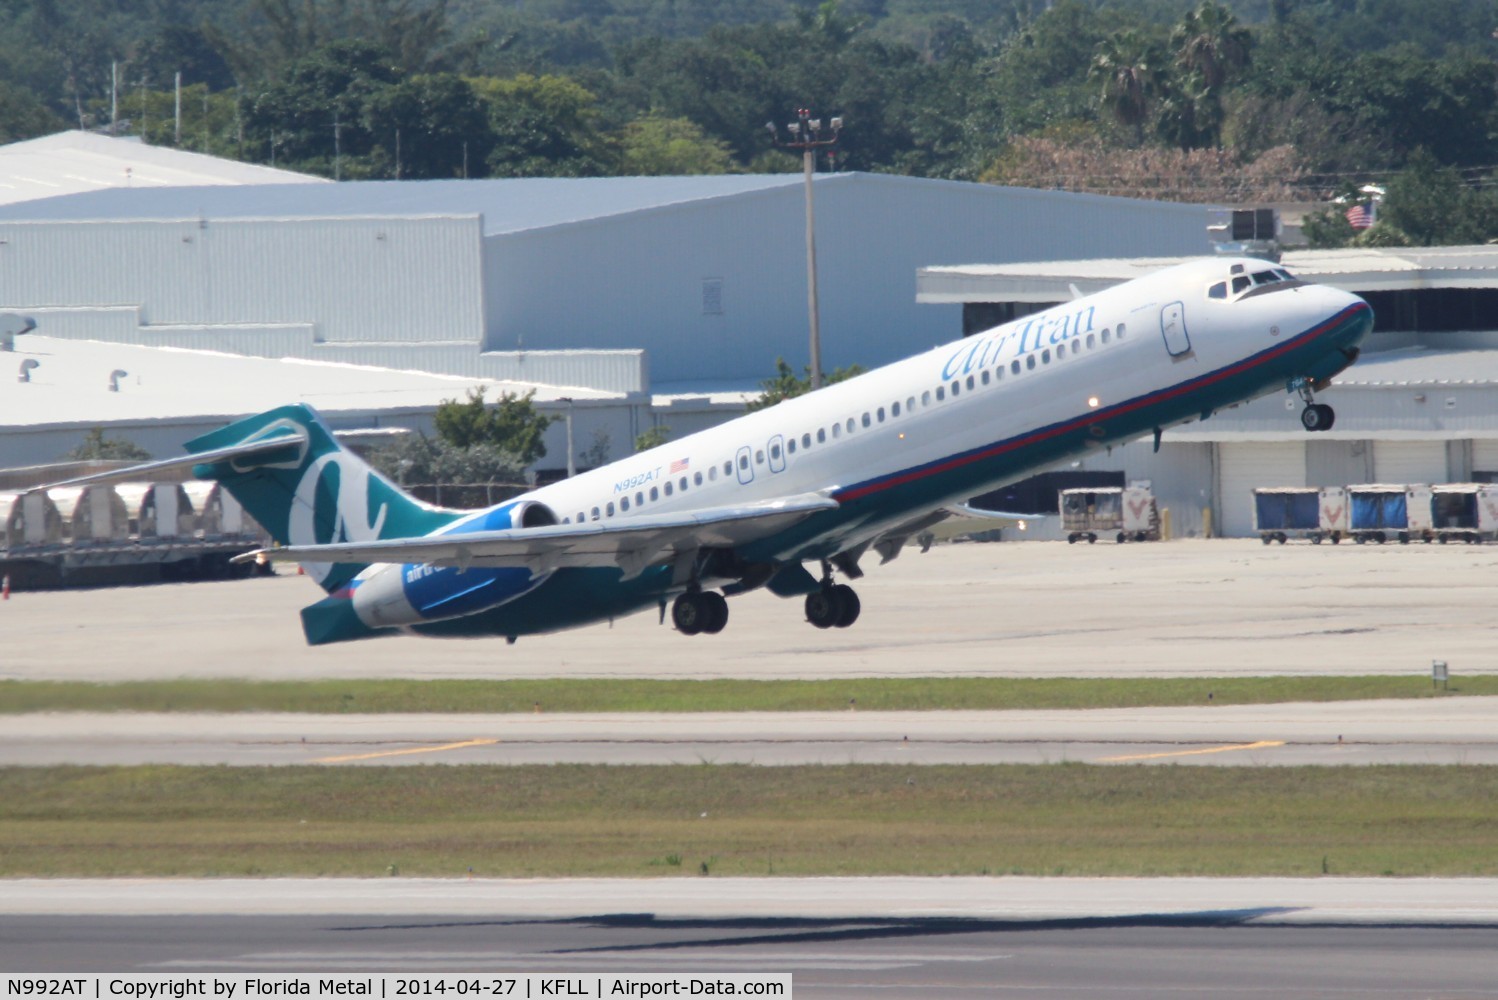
336;907;1304;952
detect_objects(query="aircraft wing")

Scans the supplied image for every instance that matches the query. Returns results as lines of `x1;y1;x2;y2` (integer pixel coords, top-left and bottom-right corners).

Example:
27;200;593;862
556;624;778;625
235;493;839;578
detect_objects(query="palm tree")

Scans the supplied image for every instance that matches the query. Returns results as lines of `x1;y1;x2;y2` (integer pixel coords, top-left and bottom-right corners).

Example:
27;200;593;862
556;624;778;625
1089;31;1160;145
1173;1;1251;91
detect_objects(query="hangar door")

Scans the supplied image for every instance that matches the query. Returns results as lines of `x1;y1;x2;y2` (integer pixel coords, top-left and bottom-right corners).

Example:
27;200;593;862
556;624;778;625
1372;441;1447;485
1472;440;1498;480
1218;441;1306;537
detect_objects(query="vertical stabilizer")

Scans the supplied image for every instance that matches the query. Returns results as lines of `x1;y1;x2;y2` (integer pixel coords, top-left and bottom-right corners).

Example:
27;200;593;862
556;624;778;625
186;404;462;592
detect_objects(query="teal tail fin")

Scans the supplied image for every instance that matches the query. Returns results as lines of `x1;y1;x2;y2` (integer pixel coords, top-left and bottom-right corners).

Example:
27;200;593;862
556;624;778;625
186;404;463;593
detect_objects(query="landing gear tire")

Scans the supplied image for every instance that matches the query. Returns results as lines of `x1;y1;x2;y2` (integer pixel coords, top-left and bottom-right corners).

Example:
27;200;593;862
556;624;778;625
1087;533;1098;544
1067;533;1078;544
1300;403;1335;432
700;591;729;634
831;584;861;628
1116;532;1126;544
805;589;840;629
673;591;723;636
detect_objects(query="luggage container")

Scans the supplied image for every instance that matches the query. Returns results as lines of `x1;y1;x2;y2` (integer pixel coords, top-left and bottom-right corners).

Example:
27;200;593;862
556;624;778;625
139;483;196;539
72;485;130;542
1347;484;1421;544
6;489;66;547
1319;487;1350;543
1428;483;1498;543
1253;487;1320;544
1060;486;1160;543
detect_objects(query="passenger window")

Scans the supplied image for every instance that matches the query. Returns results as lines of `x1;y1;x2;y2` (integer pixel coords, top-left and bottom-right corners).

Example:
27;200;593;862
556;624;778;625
635;491;644;506
846;418;855;433
907;396;916;410
802;433;811;448
950;381;960;396
817;428;827;443
1086;334;1095;348
876;407;885;422
921;391;931;406
591;507;600;520
723;461;732;475
1101;330;1111;343
1117;323;1127;338
861;412;871;428
892;402;901;417
664;482;673;496
576;512;584;522
1209;282;1227;299
695;471;704;485
606;502;615;517
1010;360;1020;374
966;375;975;390
981;371;990;385
1026;355;1036;370
755;450;764;464
832;424;841;438
708;467;717;481
649;486;658;501
1041;349;1050;364
739;454;749;470
787;439;796;455
936;386;946;401
680;476;688;490
620;497;630;511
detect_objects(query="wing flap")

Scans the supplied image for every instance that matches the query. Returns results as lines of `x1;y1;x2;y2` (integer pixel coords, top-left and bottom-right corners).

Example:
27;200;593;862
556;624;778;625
235;493;838;576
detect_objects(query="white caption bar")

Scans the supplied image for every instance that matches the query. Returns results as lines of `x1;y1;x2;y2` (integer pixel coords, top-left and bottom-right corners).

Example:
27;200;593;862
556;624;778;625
5;977;790;1000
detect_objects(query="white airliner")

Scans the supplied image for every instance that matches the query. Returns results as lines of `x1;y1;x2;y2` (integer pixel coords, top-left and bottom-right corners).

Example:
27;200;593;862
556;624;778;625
56;257;1370;644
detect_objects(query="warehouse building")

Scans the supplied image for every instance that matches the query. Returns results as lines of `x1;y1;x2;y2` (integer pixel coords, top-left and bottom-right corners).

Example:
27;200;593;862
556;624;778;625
920;246;1498;537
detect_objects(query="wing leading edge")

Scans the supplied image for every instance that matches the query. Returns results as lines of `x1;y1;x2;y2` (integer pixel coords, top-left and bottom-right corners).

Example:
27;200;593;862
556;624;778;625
235;493;839;578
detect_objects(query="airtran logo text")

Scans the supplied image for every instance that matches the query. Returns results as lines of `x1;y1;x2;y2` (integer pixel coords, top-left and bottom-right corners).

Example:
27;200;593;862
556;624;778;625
942;304;1098;380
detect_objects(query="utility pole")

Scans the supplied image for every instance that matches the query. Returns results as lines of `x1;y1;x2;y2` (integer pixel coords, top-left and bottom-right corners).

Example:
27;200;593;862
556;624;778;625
767;110;843;390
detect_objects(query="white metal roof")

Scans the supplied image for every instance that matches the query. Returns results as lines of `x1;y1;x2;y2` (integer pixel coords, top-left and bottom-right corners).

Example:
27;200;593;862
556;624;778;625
1;335;617;430
918;246;1498;302
0;131;327;207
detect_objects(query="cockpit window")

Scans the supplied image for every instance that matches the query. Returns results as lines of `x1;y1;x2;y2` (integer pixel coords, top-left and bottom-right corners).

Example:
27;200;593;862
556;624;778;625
1232;275;1251;294
1208;281;1227;299
1250;270;1278;285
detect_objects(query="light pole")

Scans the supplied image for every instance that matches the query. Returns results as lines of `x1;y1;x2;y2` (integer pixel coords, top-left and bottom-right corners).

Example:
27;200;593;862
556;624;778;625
768;110;843;390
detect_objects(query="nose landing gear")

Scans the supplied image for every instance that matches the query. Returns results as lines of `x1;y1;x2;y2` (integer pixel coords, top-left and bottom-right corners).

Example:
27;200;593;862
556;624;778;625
1292;377;1335;432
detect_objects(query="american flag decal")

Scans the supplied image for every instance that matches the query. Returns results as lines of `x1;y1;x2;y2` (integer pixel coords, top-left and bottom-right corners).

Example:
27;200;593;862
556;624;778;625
670;457;690;474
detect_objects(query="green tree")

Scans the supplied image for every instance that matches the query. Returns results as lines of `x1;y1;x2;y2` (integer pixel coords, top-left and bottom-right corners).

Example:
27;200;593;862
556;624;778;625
63;428;150;462
1166;1;1251;149
366;73;490;178
471;73;618;177
1089;31;1161;145
434;387;556;465
1379;149;1498;247
618;114;733;175
634;424;671;452
746;357;865;412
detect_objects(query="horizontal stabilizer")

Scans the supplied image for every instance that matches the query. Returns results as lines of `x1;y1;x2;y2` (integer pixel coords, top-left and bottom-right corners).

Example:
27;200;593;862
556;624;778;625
36;431;307;491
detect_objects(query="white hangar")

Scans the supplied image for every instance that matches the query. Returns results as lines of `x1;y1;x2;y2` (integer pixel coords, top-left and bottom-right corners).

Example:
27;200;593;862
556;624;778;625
0;172;1212;396
920;246;1498;537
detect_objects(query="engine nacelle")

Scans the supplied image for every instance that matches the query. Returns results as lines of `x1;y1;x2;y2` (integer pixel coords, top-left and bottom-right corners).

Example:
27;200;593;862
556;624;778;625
349;497;558;629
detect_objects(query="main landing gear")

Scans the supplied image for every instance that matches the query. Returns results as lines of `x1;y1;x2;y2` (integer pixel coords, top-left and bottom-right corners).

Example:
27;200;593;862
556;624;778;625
1293;378;1335;432
672;589;728;635
804;563;861;630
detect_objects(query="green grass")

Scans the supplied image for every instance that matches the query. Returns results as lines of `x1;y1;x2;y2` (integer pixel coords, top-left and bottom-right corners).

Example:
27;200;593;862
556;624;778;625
2;676;1493;714
3;764;1497;878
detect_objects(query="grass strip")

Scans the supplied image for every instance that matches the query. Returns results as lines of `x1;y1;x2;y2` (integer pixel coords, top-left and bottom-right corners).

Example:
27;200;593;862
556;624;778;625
3;764;1497;878
2;676;1495;714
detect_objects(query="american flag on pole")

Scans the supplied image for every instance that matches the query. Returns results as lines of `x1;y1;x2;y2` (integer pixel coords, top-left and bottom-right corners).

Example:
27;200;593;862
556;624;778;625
1345;202;1374;230
669;457;690;474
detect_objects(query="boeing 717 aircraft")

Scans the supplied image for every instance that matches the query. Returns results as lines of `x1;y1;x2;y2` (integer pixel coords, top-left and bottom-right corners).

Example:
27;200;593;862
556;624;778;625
57;257;1371;645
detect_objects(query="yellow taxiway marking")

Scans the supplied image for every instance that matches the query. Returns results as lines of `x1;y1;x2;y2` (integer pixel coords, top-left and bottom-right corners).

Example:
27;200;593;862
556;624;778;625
313;739;498;763
1096;740;1286;763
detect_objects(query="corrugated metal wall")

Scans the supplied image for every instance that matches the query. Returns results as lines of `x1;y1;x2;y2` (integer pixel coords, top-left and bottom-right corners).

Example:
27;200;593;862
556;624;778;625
0;215;485;344
485;174;1211;386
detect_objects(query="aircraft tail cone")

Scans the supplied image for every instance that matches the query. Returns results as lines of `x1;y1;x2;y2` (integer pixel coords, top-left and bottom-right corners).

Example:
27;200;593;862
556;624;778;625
300;591;383;646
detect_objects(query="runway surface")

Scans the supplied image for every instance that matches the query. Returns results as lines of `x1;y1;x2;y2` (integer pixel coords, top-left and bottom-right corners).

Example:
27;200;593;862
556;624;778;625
5;540;1498;681
7;698;1498;766
5;879;1498;996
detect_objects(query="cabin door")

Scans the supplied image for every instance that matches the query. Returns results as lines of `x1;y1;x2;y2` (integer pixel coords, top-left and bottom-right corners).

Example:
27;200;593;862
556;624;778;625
1160;301;1192;357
